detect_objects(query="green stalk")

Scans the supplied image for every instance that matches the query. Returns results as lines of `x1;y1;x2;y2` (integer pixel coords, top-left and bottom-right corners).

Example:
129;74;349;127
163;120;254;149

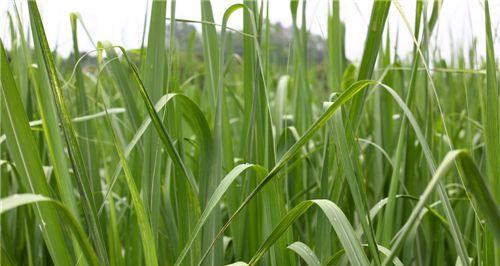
140;0;167;249
348;0;391;129
27;1;108;263
70;13;101;209
1;39;73;266
483;1;500;264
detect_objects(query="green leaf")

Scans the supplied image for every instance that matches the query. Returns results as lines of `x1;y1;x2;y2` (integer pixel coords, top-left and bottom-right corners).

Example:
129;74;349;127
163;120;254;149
175;163;267;266
248;200;370;266
1;38;73;266
287;242;321;266
27;2;108;263
383;150;500;265
349;0;391;128
0;194;99;266
99;96;159;266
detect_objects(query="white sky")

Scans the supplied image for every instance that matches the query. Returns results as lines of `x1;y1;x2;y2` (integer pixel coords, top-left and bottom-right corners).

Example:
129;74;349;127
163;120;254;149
1;0;499;61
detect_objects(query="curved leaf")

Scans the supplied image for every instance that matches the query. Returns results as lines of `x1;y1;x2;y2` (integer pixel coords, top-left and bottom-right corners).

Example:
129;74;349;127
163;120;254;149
0;194;99;266
175;163;267;266
101;93;212;213
383;150;500;265
287;241;320;266
248;200;369;266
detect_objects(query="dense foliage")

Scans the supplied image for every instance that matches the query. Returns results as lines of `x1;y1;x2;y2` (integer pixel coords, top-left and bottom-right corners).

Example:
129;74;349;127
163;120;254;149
1;1;499;265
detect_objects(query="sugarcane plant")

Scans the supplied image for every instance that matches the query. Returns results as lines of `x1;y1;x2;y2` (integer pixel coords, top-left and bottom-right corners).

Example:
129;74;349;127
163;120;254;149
1;0;499;265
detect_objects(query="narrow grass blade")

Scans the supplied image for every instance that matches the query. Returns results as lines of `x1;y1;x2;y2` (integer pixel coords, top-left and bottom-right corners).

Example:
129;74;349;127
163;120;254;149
1;38;73;266
27;2;108;263
114;47;198;193
483;0;500;201
175;163;267;266
100;97;158;266
0;194;99;266
139;0;167;247
70;13;101;208
248;200;370;266
101;93;209;213
349;0;391;128
287;242;321;266
330;103;380;264
382;149;500;265
455;151;500;241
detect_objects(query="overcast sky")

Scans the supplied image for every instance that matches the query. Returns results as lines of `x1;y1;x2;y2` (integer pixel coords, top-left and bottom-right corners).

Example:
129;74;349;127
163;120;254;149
1;0;499;61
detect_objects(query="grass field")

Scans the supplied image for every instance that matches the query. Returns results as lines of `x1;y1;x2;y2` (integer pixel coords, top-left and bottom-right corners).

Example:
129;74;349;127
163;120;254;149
1;0;499;265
